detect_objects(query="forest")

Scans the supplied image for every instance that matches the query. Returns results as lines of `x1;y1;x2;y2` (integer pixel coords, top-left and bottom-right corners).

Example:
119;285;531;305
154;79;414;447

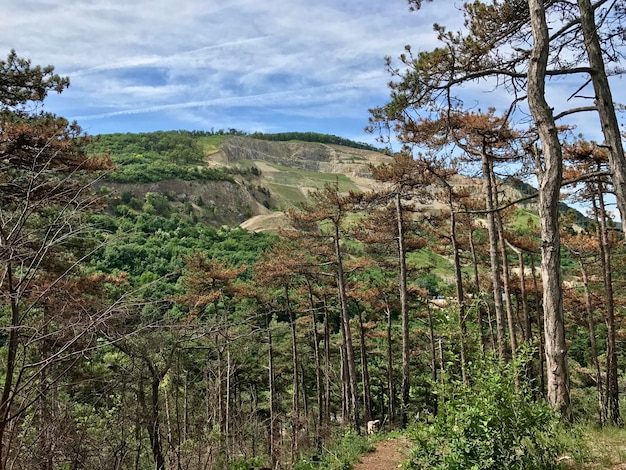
2;1;626;470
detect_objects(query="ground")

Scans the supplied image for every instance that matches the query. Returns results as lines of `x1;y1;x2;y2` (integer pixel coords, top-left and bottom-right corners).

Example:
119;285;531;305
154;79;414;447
351;437;412;470
351;434;626;470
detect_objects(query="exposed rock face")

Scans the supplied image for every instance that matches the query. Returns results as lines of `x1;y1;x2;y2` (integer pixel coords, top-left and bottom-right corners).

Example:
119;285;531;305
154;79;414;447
218;136;390;177
106;179;271;227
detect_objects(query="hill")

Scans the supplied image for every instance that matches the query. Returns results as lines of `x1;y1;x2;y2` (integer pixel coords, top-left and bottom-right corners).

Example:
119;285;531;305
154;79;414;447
91;130;585;232
92;132;393;230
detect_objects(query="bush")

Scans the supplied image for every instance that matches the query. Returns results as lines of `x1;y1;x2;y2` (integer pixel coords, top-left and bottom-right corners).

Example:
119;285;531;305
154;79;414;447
293;431;373;470
407;349;573;469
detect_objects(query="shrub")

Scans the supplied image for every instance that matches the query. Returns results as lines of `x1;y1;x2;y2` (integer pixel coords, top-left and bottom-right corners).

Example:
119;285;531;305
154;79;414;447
293;430;373;470
407;348;573;469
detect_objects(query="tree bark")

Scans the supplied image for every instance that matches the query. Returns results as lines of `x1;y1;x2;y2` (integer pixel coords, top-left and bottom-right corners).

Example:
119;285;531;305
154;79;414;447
333;223;361;432
138;367;166;470
285;285;300;461
577;0;626;238
496;214;518;355
267;314;278;470
426;303;438;414
449;192;467;384
395;193;411;426
529;253;546;397
468;220;487;354
385;303;396;424
481;154;507;359
0;264;20;470
506;240;531;344
306;280;324;440
527;0;571;420
592;191;621;425
357;309;372;422
577;256;606;425
323;297;331;427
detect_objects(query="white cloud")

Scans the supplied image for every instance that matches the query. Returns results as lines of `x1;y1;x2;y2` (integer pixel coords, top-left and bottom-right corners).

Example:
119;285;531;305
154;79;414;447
0;0;532;138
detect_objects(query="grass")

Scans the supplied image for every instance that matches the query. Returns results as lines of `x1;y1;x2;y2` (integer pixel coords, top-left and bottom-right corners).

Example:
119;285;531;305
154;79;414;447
510;207;540;232
563;425;626;469
267;183;309;207
260;163;361;209
264;162;359;190
293;430;374;470
408;248;454;276
292;425;626;470
398;420;626;469
197;135;230;154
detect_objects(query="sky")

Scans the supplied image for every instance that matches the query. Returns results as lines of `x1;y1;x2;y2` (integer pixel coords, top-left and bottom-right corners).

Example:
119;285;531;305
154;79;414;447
3;2;625;148
1;0;459;145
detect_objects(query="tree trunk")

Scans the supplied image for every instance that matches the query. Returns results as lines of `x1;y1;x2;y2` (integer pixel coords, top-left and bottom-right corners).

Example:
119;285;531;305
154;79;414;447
357;309;372;422
593;190;620;425
139;369;166;470
0;265;20;470
267;315;279;470
323;298;331;427
38;352;53;470
385;304;396;424
334;224;360;431
578;257;606;425
426;303;438;414
306;280;324;441
577;0;626;239
286;285;300;462
395;193;411;426
496;213;518;355
340;341;349;424
481;154;507;358
449;194;467;384
529;253;546;397
527;0;571;420
506;240;531;344
164;382;175;470
468;219;487;354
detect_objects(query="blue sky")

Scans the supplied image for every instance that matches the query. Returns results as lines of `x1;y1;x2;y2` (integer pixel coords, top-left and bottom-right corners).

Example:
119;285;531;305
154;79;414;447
2;1;624;150
1;0;457;144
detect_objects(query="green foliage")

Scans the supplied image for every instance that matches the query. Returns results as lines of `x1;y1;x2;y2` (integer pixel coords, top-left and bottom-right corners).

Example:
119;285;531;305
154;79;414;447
249;131;381;152
408;248;454;276
417;272;445;297
227;455;267;470
406;349;574;470
510;208;540;234
86;131;235;184
0;50;69;112
107;157;234;184
91;211;274;286
293;431;373;470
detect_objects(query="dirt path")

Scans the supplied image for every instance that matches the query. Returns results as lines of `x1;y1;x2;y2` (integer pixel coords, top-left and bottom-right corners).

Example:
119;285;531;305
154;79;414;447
351;437;412;470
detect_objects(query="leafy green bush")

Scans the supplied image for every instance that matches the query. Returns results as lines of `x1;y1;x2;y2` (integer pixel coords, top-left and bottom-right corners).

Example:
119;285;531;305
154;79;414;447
293;431;373;470
407;349;574;470
106;160;234;183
